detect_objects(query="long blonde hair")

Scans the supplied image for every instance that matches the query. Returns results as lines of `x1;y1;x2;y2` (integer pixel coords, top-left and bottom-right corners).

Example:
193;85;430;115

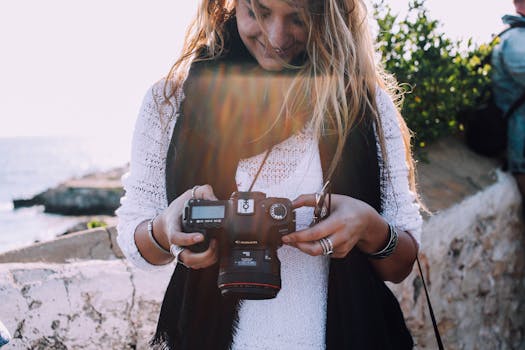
162;0;418;195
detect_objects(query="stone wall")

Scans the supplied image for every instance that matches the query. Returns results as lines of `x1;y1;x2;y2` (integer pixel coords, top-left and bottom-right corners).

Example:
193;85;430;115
0;261;172;349
1;150;524;349
390;171;525;350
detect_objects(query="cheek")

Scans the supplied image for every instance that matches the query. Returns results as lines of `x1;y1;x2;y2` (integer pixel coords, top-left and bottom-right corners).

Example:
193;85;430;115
292;27;308;45
236;17;262;39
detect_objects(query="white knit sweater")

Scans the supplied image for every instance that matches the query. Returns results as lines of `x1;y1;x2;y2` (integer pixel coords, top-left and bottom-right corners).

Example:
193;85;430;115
116;81;422;350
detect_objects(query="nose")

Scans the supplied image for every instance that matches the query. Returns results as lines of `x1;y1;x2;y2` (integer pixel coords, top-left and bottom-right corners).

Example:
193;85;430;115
266;19;293;50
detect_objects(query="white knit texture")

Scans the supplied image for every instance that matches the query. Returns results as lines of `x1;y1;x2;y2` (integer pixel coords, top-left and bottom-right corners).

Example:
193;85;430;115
233;129;327;350
374;87;423;244
116;81;423;349
116;83;179;271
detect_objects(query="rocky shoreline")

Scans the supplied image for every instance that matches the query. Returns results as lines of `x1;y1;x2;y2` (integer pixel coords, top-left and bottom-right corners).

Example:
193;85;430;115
13;165;128;216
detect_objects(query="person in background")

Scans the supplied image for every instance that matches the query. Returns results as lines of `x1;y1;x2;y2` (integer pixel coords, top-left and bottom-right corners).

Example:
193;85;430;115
492;0;525;218
116;0;423;349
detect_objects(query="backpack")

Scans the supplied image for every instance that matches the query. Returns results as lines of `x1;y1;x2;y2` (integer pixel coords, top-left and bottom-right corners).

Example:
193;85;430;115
463;23;525;157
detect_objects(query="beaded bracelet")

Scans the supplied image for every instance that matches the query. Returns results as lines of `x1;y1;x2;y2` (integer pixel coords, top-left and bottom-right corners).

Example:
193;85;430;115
147;217;171;255
366;223;399;259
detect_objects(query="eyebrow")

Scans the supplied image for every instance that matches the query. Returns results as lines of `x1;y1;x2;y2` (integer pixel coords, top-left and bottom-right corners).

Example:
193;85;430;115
245;0;270;12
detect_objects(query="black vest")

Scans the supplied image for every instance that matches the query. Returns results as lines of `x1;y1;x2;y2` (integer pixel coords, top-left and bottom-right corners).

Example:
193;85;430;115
151;108;414;349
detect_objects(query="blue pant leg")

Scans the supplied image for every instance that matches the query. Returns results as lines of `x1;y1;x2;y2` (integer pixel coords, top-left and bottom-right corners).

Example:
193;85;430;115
508;108;525;174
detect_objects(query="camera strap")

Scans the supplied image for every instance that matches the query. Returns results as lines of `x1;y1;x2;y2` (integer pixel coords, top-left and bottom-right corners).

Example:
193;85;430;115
416;256;445;349
247;145;275;192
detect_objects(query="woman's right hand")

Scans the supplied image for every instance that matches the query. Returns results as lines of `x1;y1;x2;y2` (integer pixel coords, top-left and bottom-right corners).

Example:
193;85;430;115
156;184;219;269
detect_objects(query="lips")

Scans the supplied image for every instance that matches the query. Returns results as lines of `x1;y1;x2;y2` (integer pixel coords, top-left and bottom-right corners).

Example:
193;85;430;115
257;39;294;59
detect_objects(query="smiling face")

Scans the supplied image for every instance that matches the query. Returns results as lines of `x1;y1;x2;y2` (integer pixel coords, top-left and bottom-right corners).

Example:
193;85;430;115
235;0;308;71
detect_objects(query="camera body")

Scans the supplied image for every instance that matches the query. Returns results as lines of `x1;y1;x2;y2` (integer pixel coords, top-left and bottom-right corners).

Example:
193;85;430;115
182;191;296;299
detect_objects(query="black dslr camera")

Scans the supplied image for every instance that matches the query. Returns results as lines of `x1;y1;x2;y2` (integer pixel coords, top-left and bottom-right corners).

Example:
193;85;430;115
182;191;296;300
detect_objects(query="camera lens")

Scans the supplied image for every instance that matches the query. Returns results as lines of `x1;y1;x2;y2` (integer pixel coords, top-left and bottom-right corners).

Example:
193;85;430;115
269;203;287;220
218;248;281;300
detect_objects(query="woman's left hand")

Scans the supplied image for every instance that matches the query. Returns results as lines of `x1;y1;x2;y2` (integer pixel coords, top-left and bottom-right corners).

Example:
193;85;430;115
282;193;386;258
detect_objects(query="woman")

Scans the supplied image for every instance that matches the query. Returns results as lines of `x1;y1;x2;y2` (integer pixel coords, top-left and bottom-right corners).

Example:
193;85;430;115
116;0;423;349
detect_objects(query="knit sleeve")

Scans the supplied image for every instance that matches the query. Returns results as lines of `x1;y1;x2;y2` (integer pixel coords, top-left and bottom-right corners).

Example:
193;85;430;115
375;88;423;245
115;80;180;270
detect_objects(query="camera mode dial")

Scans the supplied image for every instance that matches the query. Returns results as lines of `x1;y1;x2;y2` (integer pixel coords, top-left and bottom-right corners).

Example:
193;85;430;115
269;203;288;220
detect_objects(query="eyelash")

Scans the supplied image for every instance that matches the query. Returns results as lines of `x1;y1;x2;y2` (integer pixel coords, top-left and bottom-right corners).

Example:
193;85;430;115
291;16;304;26
248;9;269;19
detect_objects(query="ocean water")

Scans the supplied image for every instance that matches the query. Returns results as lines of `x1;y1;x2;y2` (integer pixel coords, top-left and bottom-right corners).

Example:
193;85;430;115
0;136;130;254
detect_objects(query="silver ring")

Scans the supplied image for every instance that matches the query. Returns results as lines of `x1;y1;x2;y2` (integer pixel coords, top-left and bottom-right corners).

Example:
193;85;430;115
191;185;200;199
170;244;185;265
319;237;334;256
325;237;334;253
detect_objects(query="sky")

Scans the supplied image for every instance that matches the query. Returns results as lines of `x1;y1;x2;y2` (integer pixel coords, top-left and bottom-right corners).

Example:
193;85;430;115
0;0;516;142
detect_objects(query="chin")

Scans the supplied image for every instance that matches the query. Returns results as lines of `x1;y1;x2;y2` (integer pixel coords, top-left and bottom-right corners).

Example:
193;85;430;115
256;56;294;71
259;62;286;71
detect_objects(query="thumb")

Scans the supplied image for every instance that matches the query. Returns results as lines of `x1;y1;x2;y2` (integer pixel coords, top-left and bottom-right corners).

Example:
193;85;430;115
195;184;218;201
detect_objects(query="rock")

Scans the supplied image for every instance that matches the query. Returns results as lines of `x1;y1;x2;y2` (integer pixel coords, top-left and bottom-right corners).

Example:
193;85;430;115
12;165;128;216
61;216;116;236
37;185;124;215
12;197;43;209
61;222;91;235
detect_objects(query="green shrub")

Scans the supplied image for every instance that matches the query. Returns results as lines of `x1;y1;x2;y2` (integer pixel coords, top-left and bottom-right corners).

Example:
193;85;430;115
373;0;495;151
87;220;107;229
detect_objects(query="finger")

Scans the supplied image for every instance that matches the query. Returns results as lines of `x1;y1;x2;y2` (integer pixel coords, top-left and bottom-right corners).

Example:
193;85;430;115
331;251;347;259
324;230;360;258
285;241;299;249
292;193;317;209
177;186;200;204
169;231;205;246
192;252;219;270
179;239;218;269
293;240;324;256
187;240;219;269
318;233;348;255
194;184;218;200
293;235;351;257
319;233;352;258
282;219;341;243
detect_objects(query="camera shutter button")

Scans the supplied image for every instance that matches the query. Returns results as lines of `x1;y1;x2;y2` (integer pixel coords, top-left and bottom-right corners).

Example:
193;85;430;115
269;203;287;220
